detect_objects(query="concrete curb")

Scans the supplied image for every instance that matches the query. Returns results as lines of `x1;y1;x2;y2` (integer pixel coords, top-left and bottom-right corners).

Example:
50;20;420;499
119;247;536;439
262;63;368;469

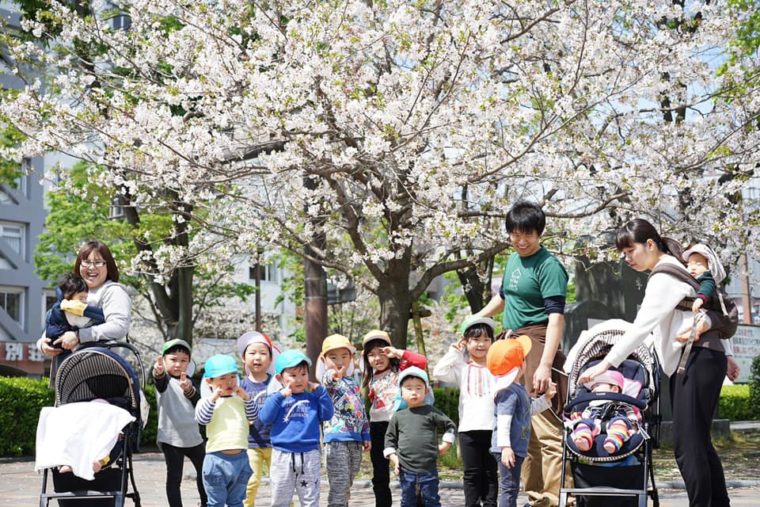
657;479;760;490
352;479;760;491
354;479;760;490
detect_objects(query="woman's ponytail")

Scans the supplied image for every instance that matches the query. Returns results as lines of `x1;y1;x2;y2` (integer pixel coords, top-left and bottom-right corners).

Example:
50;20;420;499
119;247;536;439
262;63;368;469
661;237;686;265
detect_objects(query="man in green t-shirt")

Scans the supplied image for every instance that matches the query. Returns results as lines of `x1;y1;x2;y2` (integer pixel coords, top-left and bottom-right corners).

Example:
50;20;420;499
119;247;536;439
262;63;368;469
474;200;569;507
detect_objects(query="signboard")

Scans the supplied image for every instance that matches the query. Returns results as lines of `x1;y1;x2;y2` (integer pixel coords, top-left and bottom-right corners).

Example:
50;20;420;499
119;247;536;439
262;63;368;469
732;325;760;384
0;341;46;375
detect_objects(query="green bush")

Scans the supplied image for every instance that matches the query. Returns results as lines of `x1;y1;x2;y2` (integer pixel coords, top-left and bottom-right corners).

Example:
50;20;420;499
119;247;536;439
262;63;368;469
749;355;760;419
0;376;160;457
433;387;460;428
141;384;158;448
719;384;753;421
0;377;54;456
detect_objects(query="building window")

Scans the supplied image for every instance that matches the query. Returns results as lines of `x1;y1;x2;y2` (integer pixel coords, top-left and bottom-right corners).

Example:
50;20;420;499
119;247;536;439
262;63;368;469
110;13;132;31
109;197;125;219
0;159;30;204
42;290;57;328
0;221;25;258
0;286;24;324
249;263;278;283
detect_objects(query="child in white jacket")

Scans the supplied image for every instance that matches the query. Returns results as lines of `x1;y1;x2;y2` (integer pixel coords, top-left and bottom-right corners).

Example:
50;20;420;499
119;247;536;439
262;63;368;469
433;316;497;506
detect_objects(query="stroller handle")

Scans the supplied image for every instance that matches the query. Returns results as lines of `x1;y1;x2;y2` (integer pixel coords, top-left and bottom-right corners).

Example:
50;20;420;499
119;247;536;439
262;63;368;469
77;340;147;389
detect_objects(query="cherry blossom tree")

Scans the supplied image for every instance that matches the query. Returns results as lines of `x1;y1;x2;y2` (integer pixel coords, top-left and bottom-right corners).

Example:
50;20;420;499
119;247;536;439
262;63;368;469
2;0;758;346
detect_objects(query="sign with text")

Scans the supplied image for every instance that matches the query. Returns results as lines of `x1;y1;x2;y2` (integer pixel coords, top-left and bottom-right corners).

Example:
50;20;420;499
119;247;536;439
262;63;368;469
733;325;760;383
0;341;46;376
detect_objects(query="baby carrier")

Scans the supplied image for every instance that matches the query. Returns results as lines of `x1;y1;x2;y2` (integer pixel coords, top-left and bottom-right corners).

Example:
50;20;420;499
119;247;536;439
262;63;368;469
38;341;146;507
559;320;660;507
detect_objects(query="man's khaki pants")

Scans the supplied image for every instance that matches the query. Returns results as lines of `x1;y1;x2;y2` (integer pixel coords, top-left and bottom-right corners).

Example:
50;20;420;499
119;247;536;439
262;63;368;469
522;409;572;507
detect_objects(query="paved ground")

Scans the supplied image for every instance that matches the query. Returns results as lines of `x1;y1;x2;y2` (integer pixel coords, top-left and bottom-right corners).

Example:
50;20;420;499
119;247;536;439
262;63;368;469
2;450;759;506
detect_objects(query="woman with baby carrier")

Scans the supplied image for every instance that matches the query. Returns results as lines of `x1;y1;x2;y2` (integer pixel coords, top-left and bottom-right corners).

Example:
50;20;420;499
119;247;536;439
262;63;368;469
579;218;739;507
36;241;133;507
37;240;131;366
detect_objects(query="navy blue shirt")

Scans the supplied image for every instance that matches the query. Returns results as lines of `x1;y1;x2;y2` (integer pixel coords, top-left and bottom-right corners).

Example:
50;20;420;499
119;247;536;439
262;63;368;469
490;383;532;458
240;375;274;448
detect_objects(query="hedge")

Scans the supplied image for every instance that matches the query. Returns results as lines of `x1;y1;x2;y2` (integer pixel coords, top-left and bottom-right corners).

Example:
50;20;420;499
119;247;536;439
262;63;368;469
433;387;460;427
750;355;760;419
0;377;54;456
719;384;753;421
1;377;456;458
0;376;159;457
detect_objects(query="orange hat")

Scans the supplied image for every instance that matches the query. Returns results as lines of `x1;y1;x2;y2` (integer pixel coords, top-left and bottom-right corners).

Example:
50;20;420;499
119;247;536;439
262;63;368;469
487;335;532;393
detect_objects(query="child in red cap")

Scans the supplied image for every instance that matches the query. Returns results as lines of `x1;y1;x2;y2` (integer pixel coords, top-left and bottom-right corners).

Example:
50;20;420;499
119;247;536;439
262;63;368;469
487;336;556;507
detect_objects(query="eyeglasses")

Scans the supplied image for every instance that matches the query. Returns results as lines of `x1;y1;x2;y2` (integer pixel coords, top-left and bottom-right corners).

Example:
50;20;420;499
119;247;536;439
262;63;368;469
81;260;107;268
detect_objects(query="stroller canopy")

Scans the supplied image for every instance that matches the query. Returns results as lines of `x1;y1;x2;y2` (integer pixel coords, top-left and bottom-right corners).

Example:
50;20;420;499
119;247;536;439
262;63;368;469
565;319;658;402
54;346;141;423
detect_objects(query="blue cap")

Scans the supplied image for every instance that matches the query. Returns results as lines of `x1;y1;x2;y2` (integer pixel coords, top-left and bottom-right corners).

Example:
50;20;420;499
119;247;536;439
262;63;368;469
274;349;312;375
202;354;238;379
398;366;431;389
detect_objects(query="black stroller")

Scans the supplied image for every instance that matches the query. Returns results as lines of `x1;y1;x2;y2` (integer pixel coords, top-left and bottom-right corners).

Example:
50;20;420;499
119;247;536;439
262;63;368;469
38;341;146;507
559;320;660;507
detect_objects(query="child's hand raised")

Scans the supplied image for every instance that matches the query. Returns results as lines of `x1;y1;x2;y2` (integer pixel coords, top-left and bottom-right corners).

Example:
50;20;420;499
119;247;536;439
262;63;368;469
153;356;165;376
334;362;350;380
307;381;320;392
280;379;293;398
326;358;348;380
380;346;403;360
178;371;191;392
235;385;250;401
451;339;466;353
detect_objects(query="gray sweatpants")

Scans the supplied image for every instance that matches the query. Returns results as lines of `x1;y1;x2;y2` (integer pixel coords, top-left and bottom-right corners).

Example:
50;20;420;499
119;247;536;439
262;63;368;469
325;441;363;507
270;448;321;507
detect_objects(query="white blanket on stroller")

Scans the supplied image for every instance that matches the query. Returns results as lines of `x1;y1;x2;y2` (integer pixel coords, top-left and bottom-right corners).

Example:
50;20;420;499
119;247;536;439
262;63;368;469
35;402;135;480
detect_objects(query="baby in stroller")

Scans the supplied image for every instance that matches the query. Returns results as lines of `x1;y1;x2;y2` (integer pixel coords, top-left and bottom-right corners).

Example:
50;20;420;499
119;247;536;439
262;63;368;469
36;398;133;480
568;369;641;454
559;320;659;507
38;343;147;507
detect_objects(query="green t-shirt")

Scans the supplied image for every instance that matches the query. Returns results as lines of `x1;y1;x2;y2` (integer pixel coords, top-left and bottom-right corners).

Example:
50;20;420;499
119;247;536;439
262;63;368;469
384;405;456;473
501;246;568;330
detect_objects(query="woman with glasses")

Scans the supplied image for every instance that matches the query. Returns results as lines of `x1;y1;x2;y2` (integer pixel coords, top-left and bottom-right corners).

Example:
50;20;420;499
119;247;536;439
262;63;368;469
38;240;132;360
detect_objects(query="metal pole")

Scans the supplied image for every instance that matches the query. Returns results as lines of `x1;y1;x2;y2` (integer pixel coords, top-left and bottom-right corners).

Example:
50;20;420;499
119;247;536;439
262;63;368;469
740;252;753;324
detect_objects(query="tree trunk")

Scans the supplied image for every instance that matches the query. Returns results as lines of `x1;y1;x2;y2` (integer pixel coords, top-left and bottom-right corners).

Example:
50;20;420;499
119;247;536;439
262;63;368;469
456;256;495;314
303;175;328;378
304;248;328;378
254;255;262;331
411;301;428;374
377;281;413;349
176;265;193;342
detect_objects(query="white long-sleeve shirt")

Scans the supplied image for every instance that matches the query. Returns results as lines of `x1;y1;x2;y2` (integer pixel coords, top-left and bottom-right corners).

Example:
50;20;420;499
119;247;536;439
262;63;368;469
605;256;728;376
433;347;494;432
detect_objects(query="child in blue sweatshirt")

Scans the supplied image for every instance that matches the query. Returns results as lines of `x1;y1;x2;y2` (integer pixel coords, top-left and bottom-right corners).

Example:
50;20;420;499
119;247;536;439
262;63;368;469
259;350;334;507
318;334;370;507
